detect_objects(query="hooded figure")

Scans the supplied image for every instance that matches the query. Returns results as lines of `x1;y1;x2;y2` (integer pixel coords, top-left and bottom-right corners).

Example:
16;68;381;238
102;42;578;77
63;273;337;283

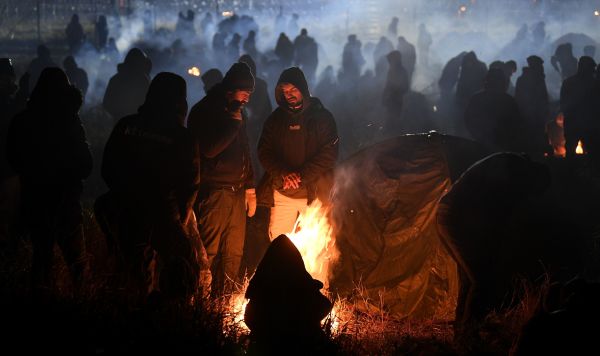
464;68;523;152
63;56;89;97
560;56;598;157
257;67;338;240
551;43;578;81
244;234;332;354
7;67;92;292
101;72;205;300
515;55;550;156
382;50;410;133
293;29;319;85
103;48;152;121
27;45;57;90
187;62;256;295
456;52;488;111
201;68;223;94
275;33;295;68
65;14;85;54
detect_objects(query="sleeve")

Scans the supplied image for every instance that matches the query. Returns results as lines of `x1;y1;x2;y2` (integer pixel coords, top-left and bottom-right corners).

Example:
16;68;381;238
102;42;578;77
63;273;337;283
299;112;339;185
189;105;242;159
258;114;287;184
242;119;255;189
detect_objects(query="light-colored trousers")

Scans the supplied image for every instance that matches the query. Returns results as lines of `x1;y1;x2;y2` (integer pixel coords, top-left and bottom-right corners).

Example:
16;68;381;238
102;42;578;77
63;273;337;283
269;190;308;241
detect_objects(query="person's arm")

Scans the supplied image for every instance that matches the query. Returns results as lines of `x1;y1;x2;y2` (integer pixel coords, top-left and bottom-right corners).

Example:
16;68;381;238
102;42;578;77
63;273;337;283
258;114;287;183
298;113;339;185
70;118;93;180
190;105;242;159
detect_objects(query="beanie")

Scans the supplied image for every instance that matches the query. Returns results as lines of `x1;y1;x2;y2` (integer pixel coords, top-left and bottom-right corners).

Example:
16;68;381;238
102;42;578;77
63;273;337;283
222;62;255;92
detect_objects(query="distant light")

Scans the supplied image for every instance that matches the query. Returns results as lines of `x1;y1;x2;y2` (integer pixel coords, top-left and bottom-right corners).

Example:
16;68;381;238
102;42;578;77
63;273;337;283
222;11;234;17
594;10;600;17
188;66;201;77
433;105;438;112
459;5;468;13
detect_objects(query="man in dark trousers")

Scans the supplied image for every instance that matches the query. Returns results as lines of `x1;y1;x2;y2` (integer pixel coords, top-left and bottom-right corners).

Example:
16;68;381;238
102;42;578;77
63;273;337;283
188;63;256;295
257;67;338;240
101;72;206;301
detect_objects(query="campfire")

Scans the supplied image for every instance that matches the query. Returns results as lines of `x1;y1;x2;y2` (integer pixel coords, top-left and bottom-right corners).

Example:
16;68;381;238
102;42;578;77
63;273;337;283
226;199;340;334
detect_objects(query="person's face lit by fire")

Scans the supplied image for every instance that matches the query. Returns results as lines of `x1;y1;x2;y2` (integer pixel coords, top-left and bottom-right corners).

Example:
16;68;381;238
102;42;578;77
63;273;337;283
226;89;252;106
279;83;303;108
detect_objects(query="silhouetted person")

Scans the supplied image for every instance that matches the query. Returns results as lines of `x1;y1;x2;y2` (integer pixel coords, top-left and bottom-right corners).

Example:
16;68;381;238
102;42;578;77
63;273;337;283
212;32;227;66
465;68;522;152
387;17;399;38
201;68;223;93
275;33;294;68
7;68;91;293
63;56;89;98
373;36;394;83
95;15;109;50
456;51;487;111
340;34;365;85
382;51;410;133
314;65;336;105
244;234;333;355
175;9;196;36
187;63;256;295
437;153;551;346
417;23;432;67
227;33;242;64
258;67;338;239
103;48;152;121
532;21;546;44
584;45;596;60
439;51;467;100
397;36;416;84
293;29;319;85
101;72;205;301
551;43;578;81
560;56;597;157
515;55;550;156
243;30;259;60
27;45;56;91
200;12;213;34
65;14;85;54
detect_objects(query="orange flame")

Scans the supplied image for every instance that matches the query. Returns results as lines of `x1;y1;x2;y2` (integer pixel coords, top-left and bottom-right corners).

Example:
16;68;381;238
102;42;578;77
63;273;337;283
227;199;340;334
187;66;201;77
576;140;584;155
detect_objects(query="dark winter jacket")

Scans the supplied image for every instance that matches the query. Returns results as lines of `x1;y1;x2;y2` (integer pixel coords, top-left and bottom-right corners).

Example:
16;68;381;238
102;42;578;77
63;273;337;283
103;53;151;120
7;74;91;191
187;83;254;190
257;67;338;206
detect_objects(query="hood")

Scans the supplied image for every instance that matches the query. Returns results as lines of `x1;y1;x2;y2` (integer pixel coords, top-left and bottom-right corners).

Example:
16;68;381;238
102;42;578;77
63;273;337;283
275;67;310;109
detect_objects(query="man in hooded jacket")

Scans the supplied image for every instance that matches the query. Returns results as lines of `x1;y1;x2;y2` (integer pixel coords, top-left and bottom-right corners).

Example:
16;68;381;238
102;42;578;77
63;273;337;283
258;67;338;240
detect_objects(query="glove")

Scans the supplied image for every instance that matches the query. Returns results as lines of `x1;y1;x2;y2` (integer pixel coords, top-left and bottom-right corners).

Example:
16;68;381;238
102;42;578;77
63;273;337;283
245;188;257;217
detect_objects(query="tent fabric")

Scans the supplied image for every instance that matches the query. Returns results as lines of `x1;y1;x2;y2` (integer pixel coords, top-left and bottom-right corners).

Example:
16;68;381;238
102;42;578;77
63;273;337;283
330;132;489;318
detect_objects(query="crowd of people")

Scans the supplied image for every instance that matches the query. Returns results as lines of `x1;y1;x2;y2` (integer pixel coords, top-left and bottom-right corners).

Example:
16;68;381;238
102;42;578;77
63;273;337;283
2;8;600;352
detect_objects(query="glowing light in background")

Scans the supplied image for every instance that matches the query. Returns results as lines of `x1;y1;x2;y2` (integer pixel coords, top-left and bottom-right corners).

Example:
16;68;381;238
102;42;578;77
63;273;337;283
187;66;201;76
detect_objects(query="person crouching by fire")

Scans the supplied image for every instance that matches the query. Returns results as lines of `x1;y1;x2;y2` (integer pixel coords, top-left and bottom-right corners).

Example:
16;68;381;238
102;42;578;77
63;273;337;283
100;72;207;303
257;67;339;240
187;63;257;296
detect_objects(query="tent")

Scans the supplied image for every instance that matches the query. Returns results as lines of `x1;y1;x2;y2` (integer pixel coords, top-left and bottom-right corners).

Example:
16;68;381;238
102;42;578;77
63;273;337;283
330;132;489;318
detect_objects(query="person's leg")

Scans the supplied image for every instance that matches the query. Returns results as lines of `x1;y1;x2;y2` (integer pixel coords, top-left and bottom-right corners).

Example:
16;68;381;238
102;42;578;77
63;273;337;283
56;198;87;293
198;190;231;294
269;190;305;240
221;191;246;292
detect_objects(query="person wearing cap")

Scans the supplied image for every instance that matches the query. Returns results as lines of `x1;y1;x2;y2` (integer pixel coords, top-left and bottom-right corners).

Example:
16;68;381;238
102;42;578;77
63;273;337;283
257;67;338;240
187;62;256;294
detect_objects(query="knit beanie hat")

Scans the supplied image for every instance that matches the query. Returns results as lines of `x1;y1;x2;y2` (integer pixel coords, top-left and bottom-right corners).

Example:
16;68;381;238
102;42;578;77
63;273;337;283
222;62;255;92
